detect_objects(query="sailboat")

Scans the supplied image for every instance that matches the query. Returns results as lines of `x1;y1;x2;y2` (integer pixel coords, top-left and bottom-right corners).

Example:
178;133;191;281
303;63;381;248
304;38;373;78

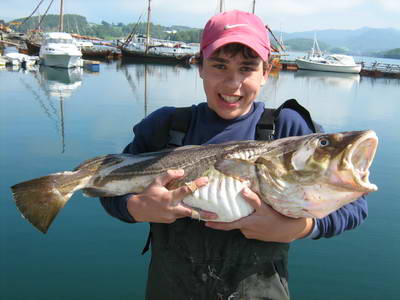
120;0;195;64
295;34;361;74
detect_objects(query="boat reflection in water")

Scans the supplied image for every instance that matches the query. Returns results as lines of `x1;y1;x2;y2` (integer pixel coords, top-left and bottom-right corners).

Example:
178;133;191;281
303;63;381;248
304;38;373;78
39;66;83;98
294;69;360;90
37;66;83;152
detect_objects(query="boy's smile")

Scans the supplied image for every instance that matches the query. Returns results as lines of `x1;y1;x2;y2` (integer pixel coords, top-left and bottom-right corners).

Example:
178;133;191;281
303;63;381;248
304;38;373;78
199;50;268;120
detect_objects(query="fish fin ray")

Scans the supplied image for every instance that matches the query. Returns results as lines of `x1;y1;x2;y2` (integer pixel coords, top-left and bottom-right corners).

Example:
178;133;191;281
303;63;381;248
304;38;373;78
10;173;77;234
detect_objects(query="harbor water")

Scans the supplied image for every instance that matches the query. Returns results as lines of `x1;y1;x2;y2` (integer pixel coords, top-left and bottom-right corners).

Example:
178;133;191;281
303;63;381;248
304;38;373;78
1;60;399;299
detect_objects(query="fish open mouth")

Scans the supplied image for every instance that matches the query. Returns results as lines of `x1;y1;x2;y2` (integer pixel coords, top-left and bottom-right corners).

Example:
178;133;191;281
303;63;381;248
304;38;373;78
346;130;378;192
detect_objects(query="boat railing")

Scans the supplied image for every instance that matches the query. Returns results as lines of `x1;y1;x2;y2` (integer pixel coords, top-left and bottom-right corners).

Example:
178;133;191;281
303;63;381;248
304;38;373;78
360;62;400;73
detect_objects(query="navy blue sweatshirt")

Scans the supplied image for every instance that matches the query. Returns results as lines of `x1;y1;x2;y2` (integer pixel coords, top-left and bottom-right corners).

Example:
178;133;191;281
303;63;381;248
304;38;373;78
100;102;368;239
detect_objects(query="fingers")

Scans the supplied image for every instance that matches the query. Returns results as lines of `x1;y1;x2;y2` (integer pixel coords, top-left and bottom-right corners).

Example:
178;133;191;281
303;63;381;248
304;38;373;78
172;176;209;201
241;186;263;210
175;204;219;221
154;169;185;187
185;181;198;193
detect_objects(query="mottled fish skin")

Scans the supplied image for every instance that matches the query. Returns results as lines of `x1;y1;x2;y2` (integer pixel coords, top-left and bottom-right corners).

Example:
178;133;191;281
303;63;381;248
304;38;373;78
10;130;378;233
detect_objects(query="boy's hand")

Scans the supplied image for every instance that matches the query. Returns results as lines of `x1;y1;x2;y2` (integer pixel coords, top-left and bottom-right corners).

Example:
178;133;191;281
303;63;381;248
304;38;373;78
127;169;218;223
205;187;314;243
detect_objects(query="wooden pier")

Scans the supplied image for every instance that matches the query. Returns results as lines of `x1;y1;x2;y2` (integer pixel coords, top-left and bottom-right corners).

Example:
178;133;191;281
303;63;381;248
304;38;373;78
279;59;400;78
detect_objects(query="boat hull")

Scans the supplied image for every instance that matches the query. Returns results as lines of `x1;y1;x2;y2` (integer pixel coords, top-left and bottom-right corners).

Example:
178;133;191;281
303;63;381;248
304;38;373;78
26;40;41;56
296;58;362;74
41;54;82;69
121;47;191;65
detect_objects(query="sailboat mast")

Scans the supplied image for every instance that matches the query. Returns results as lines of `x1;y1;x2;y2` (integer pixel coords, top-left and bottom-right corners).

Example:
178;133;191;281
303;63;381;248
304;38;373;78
59;0;64;32
145;0;151;54
219;0;224;13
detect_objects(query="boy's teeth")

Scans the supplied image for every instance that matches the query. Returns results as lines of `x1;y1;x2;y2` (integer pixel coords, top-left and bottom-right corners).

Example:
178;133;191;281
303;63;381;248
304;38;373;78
221;95;241;103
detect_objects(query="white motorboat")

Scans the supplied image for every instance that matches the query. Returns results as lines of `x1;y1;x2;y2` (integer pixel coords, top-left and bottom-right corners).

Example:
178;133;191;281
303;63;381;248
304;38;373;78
295;35;361;74
4;52;39;68
3;47;39;68
39;32;82;68
296;54;362;74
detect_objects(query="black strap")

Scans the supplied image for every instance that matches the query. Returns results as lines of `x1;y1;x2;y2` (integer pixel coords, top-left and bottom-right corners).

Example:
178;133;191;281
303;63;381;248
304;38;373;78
167;107;192;147
141;229;152;255
274;99;322;133
256;108;276;141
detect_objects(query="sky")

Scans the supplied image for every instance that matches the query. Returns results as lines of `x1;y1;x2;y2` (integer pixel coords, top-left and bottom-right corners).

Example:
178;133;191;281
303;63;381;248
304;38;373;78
2;0;400;33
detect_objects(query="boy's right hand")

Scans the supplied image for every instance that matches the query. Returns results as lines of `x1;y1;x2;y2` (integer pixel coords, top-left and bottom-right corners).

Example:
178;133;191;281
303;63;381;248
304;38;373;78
126;169;218;223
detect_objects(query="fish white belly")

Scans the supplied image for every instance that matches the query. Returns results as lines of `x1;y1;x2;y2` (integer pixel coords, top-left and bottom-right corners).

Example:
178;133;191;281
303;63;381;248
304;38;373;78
182;171;254;222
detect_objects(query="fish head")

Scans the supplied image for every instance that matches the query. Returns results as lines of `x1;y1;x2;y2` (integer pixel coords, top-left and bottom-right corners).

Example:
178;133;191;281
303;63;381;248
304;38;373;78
255;130;378;218
298;130;378;193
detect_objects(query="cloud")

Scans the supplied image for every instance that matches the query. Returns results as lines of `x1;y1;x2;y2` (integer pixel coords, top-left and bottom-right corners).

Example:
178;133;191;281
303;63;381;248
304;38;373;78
375;0;400;11
256;0;365;16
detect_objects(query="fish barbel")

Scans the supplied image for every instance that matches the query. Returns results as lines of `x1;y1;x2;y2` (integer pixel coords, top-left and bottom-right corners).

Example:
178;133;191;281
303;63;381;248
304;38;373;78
11;130;378;233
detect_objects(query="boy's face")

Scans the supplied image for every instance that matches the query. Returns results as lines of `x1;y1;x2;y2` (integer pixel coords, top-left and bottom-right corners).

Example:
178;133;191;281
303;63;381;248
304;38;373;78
199;49;269;120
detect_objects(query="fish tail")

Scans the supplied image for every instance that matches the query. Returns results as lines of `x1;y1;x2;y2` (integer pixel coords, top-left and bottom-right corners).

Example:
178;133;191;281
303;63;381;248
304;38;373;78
11;172;79;234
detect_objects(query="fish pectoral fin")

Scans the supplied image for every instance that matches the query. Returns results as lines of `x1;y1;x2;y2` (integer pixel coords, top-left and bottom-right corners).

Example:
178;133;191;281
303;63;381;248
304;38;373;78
214;158;257;181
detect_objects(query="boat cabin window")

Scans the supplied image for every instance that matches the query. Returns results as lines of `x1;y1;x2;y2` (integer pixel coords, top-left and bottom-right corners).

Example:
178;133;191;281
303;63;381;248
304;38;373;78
45;38;74;44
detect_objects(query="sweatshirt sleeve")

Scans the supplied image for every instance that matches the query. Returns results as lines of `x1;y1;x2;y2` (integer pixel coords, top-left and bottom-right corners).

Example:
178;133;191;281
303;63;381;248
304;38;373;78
275;108;368;239
99;107;176;223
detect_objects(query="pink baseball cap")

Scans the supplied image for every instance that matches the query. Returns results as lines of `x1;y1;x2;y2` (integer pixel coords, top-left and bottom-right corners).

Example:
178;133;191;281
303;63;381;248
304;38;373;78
200;10;271;61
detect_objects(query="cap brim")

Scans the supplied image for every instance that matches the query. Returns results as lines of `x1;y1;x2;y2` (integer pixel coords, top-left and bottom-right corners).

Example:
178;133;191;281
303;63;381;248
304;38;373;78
202;36;269;61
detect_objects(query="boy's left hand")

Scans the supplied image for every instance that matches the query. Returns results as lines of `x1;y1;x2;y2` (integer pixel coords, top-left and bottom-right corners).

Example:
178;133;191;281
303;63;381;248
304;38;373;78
205;187;314;243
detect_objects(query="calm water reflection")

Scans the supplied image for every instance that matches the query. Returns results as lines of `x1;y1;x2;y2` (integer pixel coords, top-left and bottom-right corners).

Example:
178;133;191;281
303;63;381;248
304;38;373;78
1;61;399;299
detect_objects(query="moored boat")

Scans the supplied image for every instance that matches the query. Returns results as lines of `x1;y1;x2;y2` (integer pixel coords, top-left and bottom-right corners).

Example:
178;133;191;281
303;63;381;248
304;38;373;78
121;40;194;64
120;0;195;64
39;32;82;68
296;54;362;74
295;35;361;74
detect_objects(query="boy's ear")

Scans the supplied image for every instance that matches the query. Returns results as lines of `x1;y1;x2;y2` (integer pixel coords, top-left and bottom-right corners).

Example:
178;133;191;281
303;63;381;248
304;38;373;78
261;64;272;86
198;64;204;79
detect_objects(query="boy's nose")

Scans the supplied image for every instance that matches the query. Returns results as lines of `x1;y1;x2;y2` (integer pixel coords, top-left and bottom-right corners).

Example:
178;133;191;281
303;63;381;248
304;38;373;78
223;73;243;90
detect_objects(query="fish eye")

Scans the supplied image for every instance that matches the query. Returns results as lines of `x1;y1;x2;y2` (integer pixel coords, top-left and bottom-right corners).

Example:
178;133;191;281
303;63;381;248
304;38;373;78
318;138;330;147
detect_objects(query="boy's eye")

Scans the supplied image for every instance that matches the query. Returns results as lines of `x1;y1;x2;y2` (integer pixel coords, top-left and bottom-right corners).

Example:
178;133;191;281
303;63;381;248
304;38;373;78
213;64;226;70
240;67;255;72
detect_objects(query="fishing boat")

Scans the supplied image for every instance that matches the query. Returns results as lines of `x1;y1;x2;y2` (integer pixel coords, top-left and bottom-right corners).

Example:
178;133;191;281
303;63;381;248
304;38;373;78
120;0;195;64
295;35;361;74
39;32;82;68
26;36;41;56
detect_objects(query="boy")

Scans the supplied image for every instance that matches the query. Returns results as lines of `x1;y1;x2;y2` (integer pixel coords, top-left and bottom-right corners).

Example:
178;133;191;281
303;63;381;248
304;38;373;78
101;10;367;299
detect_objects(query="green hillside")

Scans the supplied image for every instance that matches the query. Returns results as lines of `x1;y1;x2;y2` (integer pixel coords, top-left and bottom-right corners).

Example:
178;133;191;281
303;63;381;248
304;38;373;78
11;14;201;42
375;48;400;59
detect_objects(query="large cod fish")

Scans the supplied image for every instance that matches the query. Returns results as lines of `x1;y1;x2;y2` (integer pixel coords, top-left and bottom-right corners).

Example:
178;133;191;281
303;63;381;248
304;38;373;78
11;130;378;234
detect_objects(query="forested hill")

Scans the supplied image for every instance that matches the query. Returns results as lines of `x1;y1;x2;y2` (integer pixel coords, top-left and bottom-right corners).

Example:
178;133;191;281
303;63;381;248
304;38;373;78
11;14;202;43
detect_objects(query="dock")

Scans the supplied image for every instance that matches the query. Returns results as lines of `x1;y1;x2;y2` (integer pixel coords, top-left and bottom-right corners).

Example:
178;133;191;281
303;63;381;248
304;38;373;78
279;59;400;78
